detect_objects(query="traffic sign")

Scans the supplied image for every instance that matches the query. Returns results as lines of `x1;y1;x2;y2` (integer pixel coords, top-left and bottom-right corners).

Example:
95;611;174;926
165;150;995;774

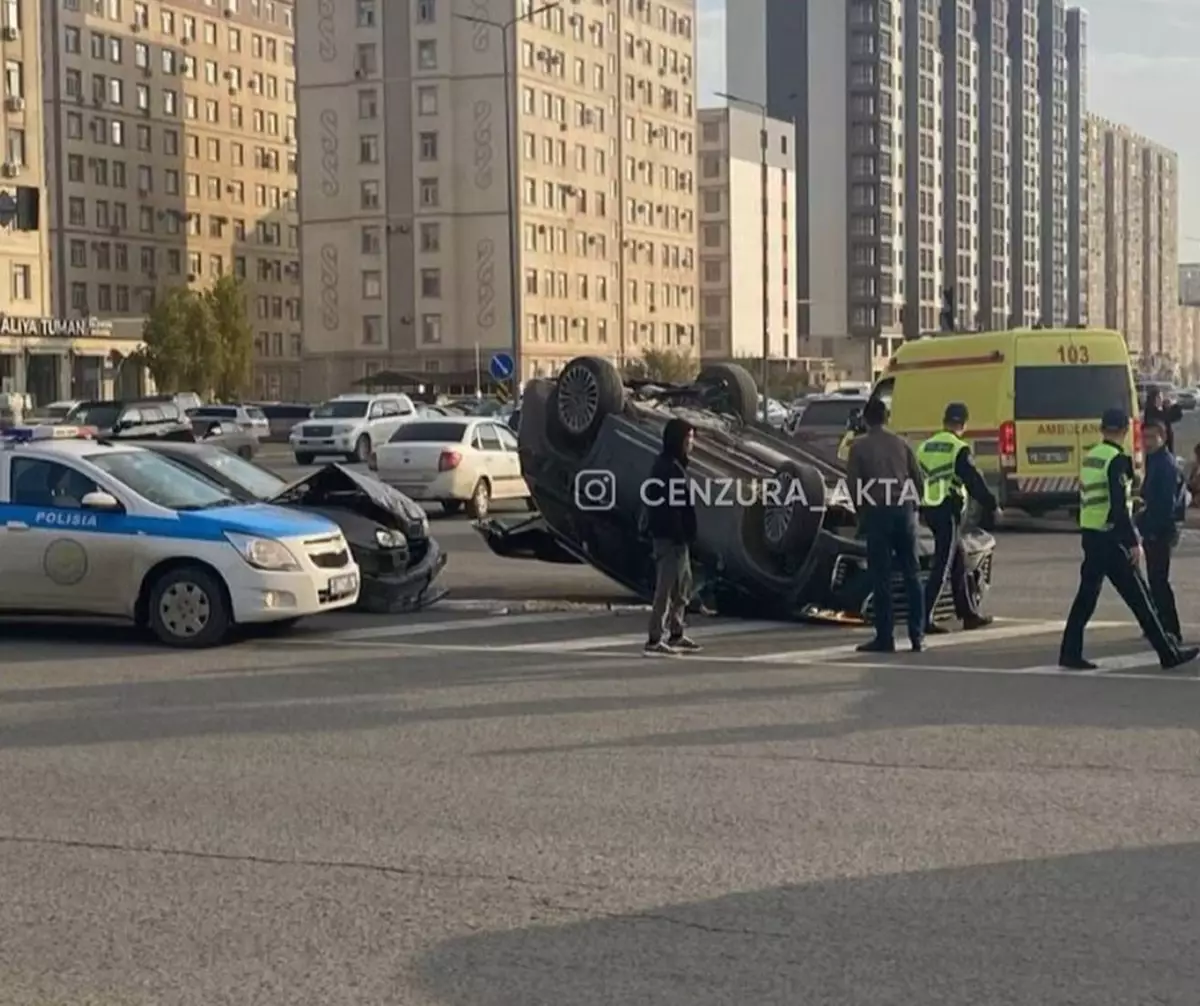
489;351;515;382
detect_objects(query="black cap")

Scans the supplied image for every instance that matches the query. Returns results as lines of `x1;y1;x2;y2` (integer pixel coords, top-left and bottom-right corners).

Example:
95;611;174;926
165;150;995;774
943;402;969;425
1100;407;1129;431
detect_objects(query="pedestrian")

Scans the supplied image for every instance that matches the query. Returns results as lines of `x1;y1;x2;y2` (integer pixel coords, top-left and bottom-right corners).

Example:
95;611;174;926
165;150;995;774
1143;388;1182;455
917;402;1001;634
643;417;702;656
1137;418;1184;641
1059;408;1198;671
845;397;926;653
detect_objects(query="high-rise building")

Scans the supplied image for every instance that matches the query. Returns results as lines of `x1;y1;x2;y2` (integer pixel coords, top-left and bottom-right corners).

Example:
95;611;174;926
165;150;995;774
1009;0;1040;327
14;0;301;402
941;1;979;333
1037;0;1066;326
295;0;699;399
1065;4;1087;325
1086;114;1180;368
696;106;795;359
975;0;1012;331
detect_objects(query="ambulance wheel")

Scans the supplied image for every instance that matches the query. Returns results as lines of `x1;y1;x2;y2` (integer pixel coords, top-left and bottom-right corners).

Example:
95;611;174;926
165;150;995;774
147;564;232;648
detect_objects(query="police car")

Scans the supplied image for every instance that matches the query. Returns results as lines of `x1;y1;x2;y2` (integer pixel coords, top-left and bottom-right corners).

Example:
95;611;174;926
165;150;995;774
0;426;361;647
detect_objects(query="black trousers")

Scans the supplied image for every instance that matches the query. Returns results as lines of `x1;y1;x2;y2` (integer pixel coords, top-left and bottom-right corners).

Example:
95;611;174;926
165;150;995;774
1143;534;1181;638
921;505;981;624
1060;531;1180;664
862;505;924;645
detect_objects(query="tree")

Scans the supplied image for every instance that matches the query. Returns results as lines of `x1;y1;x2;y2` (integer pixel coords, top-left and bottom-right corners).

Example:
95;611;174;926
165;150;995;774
206;274;254;401
622;347;697;384
138;276;254;399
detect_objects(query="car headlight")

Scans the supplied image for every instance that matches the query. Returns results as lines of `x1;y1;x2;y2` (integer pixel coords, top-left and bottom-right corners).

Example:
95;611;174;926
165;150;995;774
225;531;302;571
375;528;406;549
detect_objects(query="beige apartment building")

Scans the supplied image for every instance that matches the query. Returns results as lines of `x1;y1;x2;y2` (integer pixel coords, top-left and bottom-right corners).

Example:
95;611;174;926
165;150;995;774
4;0;302;403
696;106;794;360
295;0;700;398
1085;114;1180;370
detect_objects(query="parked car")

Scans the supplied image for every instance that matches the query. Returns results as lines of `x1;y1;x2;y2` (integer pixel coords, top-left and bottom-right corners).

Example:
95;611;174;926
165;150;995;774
252;402;313;442
785;392;870;464
1174;388;1198;411
64;398;197;442
370;416;531;518
474;356;995;624
289;393;419;465
190;404;270;439
142;441;447;613
27;399;80;423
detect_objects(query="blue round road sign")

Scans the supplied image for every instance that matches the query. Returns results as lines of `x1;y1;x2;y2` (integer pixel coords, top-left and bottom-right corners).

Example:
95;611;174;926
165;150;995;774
489;352;515;381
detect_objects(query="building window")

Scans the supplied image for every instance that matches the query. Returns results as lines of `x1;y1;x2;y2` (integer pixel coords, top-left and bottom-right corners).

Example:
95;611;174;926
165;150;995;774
416;0;436;22
355;0;375;28
361;315;383;344
361;226;381;254
417;40;437;70
359;135;379;163
360;180;380;209
418;131;438;160
420;314;442;344
355;43;377;75
421;269;441;298
362;271;382;298
10;264;31;301
358;90;377;119
419;177;439;206
419;223;440;251
4;127;24;166
417;85;437;115
702;224;721;247
71;282;89;310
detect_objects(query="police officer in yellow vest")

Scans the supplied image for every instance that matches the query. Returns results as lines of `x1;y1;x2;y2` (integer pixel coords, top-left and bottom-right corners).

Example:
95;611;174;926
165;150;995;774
1059;408;1198;671
917;403;1000;634
837;408;866;463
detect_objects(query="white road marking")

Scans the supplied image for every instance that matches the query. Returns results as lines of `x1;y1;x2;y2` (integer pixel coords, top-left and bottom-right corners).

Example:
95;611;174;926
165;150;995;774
314;611;601;641
498;619;803;653
1015;651;1200;676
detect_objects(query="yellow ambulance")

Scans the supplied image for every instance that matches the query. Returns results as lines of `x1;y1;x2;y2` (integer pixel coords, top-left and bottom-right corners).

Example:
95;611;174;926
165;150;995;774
869;328;1142;516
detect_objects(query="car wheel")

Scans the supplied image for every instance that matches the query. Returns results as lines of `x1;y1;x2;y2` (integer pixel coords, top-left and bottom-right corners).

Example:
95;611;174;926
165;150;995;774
761;460;826;556
697;363;759;425
353;435;371;463
466;479;491;518
295;453;314;465
237;445;253;459
147;564;231;648
441;500;464;515
548;355;625;447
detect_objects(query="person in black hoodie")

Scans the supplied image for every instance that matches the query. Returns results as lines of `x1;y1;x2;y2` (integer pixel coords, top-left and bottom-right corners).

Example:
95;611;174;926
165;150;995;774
643;417;701;656
1138;418;1184;640
1143;388;1183;455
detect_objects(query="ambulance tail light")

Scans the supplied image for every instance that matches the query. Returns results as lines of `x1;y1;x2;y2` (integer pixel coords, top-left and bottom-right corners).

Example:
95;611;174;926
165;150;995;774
998;421;1016;466
1132;418;1144;464
438;449;462;472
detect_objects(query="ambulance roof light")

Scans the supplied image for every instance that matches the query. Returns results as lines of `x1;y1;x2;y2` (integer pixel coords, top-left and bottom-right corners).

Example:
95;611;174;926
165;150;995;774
0;425;95;444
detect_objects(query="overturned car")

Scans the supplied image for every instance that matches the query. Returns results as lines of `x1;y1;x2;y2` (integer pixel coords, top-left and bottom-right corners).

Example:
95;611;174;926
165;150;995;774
475;358;994;623
142;442;448;613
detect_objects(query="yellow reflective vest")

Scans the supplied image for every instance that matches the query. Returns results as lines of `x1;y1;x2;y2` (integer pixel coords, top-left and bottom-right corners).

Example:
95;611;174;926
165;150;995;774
1078;441;1130;531
917;430;969;507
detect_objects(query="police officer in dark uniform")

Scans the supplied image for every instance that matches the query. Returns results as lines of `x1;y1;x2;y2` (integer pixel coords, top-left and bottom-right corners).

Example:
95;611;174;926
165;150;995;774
916;403;1000;634
1059;408;1199;671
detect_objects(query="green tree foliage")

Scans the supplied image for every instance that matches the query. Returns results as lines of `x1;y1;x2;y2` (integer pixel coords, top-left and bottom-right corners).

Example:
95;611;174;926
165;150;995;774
138;277;254;399
622;347;697;384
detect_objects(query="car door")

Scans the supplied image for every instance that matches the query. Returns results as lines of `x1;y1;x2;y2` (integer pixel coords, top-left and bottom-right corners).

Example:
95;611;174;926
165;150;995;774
493;423;528;497
1;456;134;614
473;423;514;497
365;399;391;445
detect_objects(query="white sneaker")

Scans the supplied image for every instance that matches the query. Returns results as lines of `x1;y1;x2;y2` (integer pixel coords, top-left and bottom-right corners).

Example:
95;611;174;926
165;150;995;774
643;640;678;657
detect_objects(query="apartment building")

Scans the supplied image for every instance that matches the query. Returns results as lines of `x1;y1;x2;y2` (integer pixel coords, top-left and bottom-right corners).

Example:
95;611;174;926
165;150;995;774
941;1;979;333
1009;0;1040;326
975;0;1011;331
1064;4;1087;324
1036;0;1066;326
1086;114;1180;366
696;106;794;359
294;0;699;398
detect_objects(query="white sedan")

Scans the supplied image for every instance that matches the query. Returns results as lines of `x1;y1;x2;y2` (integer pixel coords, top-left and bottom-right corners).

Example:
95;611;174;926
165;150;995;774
369;417;531;518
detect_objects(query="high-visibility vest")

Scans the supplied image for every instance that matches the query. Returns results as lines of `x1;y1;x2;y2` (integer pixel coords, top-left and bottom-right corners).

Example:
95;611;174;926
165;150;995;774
1079;441;1130;531
917;430;968;507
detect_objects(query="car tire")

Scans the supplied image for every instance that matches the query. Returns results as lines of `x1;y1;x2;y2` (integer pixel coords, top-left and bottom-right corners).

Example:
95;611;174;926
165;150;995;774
548;355;625;447
237;445;253;459
466;479;491;518
697;363;759;425
147;564;231;648
441;500;464;515
295;453;314;465
761;459;826;556
353;435;371;463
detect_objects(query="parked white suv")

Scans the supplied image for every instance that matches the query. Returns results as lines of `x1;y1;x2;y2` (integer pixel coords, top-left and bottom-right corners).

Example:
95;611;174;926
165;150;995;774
290;393;418;464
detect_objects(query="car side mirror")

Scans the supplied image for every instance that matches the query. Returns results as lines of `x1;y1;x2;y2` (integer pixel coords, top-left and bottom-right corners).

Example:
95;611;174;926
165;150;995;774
81;490;122;511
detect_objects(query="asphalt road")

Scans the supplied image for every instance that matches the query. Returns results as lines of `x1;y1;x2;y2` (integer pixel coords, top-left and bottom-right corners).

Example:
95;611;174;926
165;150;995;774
3;454;1200;1004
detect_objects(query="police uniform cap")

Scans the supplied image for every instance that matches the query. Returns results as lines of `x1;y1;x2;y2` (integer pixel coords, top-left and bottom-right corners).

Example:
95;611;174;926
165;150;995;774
943;402;969;425
1100;407;1129;431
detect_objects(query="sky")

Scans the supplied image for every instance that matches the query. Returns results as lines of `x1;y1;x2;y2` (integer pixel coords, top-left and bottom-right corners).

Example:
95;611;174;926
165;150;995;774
695;0;1200;262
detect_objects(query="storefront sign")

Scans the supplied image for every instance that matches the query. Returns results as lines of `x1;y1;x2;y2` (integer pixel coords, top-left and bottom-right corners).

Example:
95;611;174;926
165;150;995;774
0;315;114;337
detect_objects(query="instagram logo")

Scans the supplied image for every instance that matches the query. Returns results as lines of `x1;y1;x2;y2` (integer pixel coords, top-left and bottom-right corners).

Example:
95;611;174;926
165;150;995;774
574;470;617;511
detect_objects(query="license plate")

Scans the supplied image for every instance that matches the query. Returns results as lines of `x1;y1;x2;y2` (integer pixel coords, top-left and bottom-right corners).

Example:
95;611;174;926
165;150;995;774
1027;448;1070;464
328;573;358;598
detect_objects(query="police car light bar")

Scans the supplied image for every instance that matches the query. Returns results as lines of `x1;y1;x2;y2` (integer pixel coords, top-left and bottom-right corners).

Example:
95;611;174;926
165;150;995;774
0;424;95;443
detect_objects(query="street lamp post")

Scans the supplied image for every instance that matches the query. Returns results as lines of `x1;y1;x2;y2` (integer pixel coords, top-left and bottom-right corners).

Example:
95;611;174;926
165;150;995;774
455;2;560;396
717;91;771;424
